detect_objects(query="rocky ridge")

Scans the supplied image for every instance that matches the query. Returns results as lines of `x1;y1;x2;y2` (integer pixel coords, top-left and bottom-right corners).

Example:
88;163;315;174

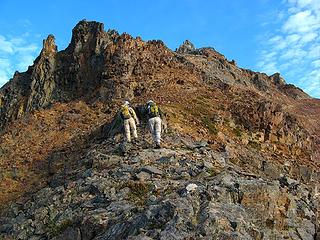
0;132;319;239
0;20;319;239
0;20;312;130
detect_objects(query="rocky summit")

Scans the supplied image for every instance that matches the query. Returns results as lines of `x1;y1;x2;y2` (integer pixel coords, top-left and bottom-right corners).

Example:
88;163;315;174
0;20;319;240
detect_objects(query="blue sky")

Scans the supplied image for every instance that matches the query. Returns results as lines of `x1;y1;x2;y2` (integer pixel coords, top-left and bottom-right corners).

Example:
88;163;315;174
0;0;319;98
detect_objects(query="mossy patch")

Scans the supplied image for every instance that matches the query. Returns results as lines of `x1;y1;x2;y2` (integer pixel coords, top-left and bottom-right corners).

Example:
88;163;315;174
47;219;73;237
233;127;242;137
202;116;218;135
124;181;153;205
248;140;261;150
206;168;219;177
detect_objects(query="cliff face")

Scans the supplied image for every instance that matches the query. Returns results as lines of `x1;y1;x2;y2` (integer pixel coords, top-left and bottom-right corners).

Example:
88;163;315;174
0;20;177;128
0;20;319;239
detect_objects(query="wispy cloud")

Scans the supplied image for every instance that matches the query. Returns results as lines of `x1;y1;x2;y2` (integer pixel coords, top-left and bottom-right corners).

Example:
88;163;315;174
0;32;40;87
282;10;319;33
0;36;14;53
257;0;320;98
0;58;13;86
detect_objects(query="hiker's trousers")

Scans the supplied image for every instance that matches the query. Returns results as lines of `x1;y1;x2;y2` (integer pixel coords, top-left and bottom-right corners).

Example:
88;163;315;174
148;117;161;144
123;117;138;142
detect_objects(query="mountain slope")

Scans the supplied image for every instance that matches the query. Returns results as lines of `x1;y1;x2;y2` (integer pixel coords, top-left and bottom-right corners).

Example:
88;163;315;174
0;20;319;239
1;134;319;239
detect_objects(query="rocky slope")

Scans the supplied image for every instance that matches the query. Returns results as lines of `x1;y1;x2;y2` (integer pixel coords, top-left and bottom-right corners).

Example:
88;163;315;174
1;133;319;240
0;20;319;239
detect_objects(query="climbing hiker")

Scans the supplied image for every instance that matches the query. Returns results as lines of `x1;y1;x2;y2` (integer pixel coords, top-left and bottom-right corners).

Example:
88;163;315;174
146;100;163;148
120;101;140;143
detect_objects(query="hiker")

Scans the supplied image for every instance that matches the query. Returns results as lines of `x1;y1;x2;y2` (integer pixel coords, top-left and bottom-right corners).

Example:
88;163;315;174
146;100;163;148
120;101;140;143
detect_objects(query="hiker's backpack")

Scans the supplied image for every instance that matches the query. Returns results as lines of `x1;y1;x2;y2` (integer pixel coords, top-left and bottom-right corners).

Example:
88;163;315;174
121;105;131;119
148;102;159;118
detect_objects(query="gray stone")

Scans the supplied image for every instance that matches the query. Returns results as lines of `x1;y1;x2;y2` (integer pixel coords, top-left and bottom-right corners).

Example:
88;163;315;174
82;169;93;178
141;166;163;175
136;171;151;181
146;195;158;206
28;236;42;240
52;227;81;240
131;156;141;164
186;183;198;192
128;234;153;240
33;207;48;221
299;166;312;182
203;160;213;169
0;224;12;234
301;219;315;236
93;154;122;170
288;230;301;240
180;171;191;179
157;155;176;164
194;141;208;148
263;161;281;180
297;227;314;240
211;151;226;168
17;229;27;240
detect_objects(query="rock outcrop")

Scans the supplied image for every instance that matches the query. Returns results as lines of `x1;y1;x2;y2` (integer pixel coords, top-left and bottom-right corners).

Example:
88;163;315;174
176;40;196;54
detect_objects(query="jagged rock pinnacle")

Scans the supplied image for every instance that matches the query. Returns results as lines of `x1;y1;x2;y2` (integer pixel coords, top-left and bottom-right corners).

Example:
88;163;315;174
176;40;195;53
68;20;105;53
269;72;286;85
40;34;57;56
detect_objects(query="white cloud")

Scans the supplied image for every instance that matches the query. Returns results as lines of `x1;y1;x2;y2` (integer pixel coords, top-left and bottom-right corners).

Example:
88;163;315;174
263;51;278;61
0;33;40;87
300;32;317;43
302;71;320;97
269;35;283;43
10;37;25;45
258;61;279;75
281;48;307;59
308;45;320;58
15;44;38;53
0;58;13;74
0;58;11;68
0;61;12;86
282;10;320;33
0;36;14;53
312;59;320;68
256;0;320;98
0;72;10;86
293;0;320;11
17;54;35;70
286;34;300;43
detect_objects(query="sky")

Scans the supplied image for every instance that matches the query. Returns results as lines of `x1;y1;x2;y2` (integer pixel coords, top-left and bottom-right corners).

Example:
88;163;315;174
0;0;319;98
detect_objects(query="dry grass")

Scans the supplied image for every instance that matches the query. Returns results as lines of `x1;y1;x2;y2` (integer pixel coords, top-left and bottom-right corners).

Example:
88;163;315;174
0;101;108;207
